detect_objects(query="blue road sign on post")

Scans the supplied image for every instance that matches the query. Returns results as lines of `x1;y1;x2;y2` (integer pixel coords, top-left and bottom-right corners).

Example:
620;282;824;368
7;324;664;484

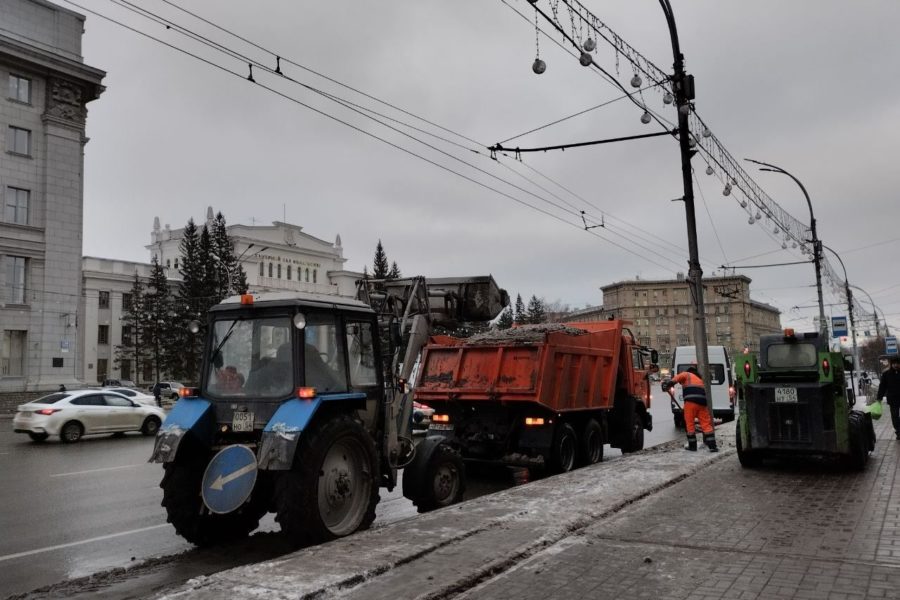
832;316;848;338
886;336;899;355
201;444;258;514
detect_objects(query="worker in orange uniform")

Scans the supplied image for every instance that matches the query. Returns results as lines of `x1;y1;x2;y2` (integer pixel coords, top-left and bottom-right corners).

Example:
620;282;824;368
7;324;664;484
664;364;718;452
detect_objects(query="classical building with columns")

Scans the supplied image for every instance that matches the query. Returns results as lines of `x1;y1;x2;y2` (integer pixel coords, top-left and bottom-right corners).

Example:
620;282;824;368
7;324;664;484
0;0;105;396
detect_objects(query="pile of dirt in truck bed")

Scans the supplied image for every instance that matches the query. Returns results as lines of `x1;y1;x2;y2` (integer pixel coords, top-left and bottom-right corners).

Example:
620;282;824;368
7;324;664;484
465;323;589;345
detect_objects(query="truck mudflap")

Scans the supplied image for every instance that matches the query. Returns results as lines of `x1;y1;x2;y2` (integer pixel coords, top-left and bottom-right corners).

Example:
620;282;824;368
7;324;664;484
150;398;215;463
258;392;368;470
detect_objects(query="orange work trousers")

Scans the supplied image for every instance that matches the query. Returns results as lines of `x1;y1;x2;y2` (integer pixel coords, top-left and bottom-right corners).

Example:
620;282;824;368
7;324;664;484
684;401;714;436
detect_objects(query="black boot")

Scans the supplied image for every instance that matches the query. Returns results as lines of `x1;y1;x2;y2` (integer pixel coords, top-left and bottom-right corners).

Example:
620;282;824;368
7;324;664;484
704;433;718;452
684;434;697;451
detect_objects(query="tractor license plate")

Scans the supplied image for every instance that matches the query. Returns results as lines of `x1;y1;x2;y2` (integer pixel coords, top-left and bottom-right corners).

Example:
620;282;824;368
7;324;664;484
232;412;255;432
430;423;454;432
774;387;798;403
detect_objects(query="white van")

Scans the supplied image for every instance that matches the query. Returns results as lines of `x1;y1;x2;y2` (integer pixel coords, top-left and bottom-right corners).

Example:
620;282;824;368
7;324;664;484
669;345;735;427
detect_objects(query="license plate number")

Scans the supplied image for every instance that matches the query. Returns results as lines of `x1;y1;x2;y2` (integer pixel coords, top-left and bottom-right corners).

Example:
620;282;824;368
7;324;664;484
232;412;255;432
774;387;798;403
429;423;454;431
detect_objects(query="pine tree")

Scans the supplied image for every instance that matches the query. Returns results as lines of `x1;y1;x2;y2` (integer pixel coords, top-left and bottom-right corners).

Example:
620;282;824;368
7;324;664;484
198;225;219;311
373;240;390;279
211;212;239;298
173;219;206;383
514;294;526;325
114;273;146;383
497;306;514;330
142;257;173;383
388;261;401;279
526;295;547;324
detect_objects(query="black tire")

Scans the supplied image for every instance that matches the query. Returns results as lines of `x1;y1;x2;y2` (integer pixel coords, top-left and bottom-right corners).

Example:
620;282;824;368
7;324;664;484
60;421;83;443
577;419;603;466
141;416;161;436
160;458;269;546
846;411;869;472
548;422;577;473
736;417;762;468
28;432;49;443
621;401;645;453
274;414;379;546
413;443;465;513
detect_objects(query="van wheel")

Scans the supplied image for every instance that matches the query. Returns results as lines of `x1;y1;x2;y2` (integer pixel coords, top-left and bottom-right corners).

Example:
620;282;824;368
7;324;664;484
548;423;577;473
577;419;603;466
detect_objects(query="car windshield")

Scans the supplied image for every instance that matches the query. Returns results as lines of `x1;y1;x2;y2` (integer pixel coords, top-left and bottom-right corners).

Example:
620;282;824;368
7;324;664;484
766;343;818;368
33;393;67;404
206;316;293;398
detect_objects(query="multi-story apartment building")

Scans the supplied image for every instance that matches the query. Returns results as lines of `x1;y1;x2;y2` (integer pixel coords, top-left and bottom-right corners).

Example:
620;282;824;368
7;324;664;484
570;274;782;366
0;0;104;396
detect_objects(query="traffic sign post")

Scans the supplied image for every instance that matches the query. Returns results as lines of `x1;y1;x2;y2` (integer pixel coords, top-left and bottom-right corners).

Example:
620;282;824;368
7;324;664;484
886;336;898;356
201;444;258;514
832;316;848;338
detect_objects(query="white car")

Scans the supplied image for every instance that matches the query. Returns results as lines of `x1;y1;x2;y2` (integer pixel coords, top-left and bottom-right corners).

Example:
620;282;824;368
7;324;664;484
104;386;159;407
12;389;166;443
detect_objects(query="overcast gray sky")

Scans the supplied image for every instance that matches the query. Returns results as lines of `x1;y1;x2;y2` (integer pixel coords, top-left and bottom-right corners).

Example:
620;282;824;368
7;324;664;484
74;0;900;336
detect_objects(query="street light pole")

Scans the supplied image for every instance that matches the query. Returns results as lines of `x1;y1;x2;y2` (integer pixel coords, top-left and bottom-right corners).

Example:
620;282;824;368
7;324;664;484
659;0;713;415
849;284;882;338
822;244;858;399
745;159;826;337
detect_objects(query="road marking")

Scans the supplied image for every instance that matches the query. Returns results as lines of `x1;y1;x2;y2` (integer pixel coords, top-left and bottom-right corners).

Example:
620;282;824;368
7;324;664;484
50;464;144;477
0;524;169;563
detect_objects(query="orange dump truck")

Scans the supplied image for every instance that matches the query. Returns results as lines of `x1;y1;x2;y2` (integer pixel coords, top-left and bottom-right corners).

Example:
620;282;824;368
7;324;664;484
412;320;658;473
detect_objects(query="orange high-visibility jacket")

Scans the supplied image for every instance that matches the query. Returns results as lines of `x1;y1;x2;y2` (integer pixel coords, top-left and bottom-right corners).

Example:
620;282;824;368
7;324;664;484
673;371;706;406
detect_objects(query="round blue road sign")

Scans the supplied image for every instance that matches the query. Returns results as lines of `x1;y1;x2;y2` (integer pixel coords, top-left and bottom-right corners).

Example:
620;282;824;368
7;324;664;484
201;444;258;514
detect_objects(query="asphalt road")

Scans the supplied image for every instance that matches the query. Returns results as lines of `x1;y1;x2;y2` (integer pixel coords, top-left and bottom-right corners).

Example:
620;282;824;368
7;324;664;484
0;384;689;599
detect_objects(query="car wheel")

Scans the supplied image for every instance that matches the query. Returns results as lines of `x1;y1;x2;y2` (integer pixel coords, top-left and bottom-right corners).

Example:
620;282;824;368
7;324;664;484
141;416;161;436
60;421;83;443
28;432;49;443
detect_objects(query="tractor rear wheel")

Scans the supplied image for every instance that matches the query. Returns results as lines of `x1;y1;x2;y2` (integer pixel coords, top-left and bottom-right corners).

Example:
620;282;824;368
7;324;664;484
735;417;763;469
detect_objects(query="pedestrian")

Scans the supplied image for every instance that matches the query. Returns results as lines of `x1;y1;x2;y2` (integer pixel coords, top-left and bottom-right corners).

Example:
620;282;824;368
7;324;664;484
152;381;163;408
877;358;900;440
859;372;871;397
57;384;66;392
664;364;718;452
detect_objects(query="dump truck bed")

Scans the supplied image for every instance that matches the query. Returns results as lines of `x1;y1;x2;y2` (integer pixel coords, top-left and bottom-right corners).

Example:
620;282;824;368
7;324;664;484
414;322;626;413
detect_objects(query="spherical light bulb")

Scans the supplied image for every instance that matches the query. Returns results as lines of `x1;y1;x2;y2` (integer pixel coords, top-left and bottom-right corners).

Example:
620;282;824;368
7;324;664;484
792;241;798;249
630;74;642;88
688;135;697;148
640;111;652;124
755;210;762;220
740;200;748;208
583;38;596;52
678;104;690;116
532;58;546;74
782;242;788;249
723;184;732;197
748;216;755;225
663;92;674;105
579;52;592;67
730;177;737;185
702;127;711;138
705;165;714;176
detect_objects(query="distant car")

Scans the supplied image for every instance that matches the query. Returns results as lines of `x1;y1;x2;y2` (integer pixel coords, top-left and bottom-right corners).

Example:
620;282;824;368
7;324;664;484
12;389;166;443
412;401;434;431
104;387;158;407
102;379;137;388
150;381;184;400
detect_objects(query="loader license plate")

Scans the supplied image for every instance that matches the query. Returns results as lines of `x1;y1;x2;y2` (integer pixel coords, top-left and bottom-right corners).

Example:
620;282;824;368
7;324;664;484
232;412;255;432
774;387;798;403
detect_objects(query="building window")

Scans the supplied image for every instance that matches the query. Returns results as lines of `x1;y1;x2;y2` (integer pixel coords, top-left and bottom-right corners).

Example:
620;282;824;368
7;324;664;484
5;256;26;304
287;265;292;280
97;358;108;382
4;187;29;225
98;325;109;345
174;258;179;270
1;330;26;376
7;126;31;155
305;268;310;282
277;263;282;279
313;270;317;283
122;325;133;347
166;259;171;269
120;359;132;380
143;360;153;382
268;263;273;278
122;293;133;311
99;291;110;309
258;262;264;277
8;75;31;103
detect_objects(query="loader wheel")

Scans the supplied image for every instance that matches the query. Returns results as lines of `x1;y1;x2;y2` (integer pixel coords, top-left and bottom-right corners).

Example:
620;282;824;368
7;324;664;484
160;458;269;546
413;443;465;513
548;422;577;473
577;419;603;466
735;417;762;469
846;411;869;472
274;414;379;547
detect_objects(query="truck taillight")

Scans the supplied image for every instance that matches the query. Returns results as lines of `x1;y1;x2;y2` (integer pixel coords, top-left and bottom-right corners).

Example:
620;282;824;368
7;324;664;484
179;387;198;398
297;387;317;399
525;417;545;426
743;362;751;377
433;414;450;423
822;358;830;376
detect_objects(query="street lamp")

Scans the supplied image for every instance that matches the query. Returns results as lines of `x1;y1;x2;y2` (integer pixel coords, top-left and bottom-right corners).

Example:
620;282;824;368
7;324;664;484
658;0;714;413
821;244;858;398
745;158;826;336
849;284;886;338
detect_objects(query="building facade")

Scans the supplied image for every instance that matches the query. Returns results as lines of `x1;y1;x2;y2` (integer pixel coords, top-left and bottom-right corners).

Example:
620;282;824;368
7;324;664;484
572;274;781;366
0;0;104;395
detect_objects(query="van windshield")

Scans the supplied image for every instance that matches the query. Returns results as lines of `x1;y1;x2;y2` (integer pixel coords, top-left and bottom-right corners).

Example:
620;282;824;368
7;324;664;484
677;364;725;385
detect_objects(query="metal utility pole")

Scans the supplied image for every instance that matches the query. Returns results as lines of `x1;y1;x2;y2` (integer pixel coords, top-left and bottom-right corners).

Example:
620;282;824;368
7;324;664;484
822;244;858;398
745;159;826;336
658;0;713;414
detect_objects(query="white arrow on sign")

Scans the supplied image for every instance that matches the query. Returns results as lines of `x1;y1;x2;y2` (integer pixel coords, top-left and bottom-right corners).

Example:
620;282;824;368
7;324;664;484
209;462;256;491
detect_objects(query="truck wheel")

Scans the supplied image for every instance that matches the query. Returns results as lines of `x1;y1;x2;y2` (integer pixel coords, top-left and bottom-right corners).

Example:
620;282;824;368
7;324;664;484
413;443;465;513
548;422;577;473
621;402;644;453
577;419;603;466
274;414;379;546
846;412;869;472
160;459;268;546
735;417;762;468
